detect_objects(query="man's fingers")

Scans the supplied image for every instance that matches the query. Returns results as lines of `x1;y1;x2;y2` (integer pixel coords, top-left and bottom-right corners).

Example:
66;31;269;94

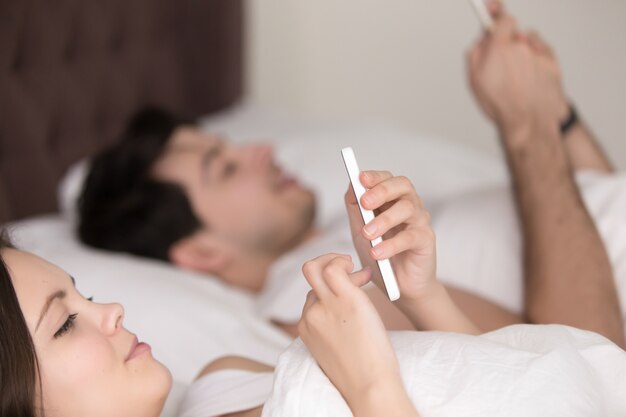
492;15;518;43
526;31;555;59
467;41;485;72
487;0;504;20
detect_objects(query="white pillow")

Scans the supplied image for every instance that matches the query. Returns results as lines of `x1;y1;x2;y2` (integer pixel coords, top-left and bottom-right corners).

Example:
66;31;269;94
263;325;626;417
57;158;89;221
433;171;626;325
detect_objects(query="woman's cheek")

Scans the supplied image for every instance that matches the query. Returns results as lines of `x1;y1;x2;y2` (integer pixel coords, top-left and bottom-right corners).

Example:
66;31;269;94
41;332;119;396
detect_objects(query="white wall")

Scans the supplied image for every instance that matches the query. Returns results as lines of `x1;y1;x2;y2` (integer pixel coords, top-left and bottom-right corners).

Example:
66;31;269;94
245;0;626;168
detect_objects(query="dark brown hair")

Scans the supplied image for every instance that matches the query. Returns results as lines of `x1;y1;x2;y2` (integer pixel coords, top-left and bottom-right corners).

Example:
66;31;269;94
78;106;201;261
0;231;41;417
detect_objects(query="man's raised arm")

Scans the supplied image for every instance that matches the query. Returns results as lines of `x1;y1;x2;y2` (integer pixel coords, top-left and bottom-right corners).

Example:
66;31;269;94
467;3;624;347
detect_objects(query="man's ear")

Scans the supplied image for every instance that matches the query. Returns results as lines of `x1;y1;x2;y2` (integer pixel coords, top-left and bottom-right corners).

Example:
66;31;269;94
168;231;231;274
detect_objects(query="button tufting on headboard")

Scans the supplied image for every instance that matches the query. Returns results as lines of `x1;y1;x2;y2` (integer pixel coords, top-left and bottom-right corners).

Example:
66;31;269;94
0;0;243;223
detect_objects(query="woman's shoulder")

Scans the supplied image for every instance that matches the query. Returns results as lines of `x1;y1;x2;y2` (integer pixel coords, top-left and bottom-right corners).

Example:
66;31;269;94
196;356;274;381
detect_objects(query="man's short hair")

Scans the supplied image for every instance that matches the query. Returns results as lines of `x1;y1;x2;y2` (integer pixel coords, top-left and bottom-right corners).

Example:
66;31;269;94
78;107;201;261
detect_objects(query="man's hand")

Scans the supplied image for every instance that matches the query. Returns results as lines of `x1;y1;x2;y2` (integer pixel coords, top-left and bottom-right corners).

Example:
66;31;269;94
467;1;569;143
465;1;625;347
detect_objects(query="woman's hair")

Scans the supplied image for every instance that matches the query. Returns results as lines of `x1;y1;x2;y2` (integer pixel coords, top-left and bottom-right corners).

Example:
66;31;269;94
0;231;42;417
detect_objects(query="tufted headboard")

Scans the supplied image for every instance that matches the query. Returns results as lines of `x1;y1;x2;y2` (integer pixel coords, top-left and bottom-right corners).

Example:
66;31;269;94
0;0;243;223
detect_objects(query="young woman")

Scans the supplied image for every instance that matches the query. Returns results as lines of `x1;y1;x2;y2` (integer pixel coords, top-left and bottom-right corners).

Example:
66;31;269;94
0;233;172;417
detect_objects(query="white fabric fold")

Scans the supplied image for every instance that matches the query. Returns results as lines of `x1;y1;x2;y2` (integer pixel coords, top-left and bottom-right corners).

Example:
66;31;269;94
178;370;274;417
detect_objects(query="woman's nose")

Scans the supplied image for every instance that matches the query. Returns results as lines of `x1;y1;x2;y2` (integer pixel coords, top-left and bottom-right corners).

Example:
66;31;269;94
101;302;125;335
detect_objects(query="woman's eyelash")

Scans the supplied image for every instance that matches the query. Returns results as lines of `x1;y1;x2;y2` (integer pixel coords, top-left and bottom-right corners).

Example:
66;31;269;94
54;313;78;339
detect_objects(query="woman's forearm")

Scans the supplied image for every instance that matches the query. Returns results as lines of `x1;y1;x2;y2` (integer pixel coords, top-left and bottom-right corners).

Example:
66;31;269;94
396;281;480;335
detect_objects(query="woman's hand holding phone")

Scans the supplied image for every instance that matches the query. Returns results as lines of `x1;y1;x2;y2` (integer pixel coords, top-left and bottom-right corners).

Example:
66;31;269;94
345;170;479;334
345;170;439;306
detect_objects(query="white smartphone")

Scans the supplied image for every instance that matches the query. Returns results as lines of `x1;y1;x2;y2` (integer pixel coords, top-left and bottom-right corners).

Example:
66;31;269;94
468;0;494;31
341;147;401;301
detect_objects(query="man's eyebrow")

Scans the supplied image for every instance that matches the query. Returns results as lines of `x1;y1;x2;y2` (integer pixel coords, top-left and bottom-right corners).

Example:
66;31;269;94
36;290;67;332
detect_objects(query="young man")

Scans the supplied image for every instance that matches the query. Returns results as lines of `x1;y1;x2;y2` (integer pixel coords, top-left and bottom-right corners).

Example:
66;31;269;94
79;108;417;335
78;1;623;345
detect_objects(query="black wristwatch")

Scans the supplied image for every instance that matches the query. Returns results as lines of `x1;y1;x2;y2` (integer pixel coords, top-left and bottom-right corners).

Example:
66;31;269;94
560;104;579;136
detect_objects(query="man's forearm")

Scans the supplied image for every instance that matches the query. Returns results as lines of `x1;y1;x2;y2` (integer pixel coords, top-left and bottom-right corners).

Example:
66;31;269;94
501;119;624;347
563;121;613;174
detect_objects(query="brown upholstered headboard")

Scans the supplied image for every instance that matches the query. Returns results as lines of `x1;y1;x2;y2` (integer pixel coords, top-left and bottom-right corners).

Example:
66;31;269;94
0;0;244;223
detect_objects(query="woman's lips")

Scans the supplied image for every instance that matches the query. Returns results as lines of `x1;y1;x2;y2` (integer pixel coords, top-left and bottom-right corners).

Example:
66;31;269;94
126;336;151;361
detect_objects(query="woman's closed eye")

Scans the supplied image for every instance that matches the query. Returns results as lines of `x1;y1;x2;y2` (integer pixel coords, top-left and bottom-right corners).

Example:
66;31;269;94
54;313;78;339
52;296;93;339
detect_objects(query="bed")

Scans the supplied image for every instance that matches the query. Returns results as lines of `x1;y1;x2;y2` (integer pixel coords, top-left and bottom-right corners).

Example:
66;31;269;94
2;2;626;416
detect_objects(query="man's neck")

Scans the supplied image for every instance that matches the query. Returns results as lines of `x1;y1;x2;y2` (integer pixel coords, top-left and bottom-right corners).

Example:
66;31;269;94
220;226;321;293
289;226;321;251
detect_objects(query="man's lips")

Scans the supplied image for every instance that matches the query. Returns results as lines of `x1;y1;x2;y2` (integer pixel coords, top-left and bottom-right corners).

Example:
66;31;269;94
278;175;298;189
126;336;151;361
274;167;299;190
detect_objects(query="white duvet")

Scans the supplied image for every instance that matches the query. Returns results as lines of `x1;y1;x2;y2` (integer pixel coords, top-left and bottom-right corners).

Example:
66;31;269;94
263;325;626;417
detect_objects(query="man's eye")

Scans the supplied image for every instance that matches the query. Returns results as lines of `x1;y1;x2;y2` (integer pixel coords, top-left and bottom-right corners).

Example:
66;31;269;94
223;163;237;177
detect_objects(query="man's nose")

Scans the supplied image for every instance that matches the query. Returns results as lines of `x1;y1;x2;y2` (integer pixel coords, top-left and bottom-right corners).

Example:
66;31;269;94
240;143;274;170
